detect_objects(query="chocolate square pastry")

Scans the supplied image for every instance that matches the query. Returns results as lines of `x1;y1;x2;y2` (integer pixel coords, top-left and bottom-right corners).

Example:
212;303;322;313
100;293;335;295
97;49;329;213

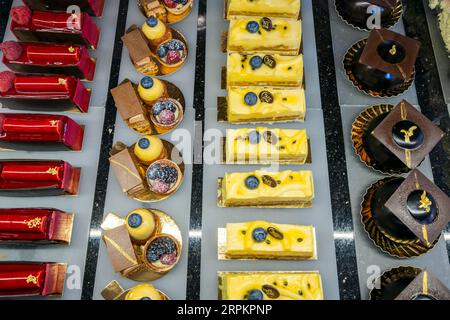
395;270;450;300
360;28;421;81
121;26;152;65
103;224;138;273
111;80;147;121
385;169;450;246
372;100;444;169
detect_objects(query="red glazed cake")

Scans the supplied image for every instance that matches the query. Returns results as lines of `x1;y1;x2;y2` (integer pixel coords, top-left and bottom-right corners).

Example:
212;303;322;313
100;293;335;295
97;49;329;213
10;6;100;49
0;41;96;81
0;160;80;197
23;0;105;17
0;72;91;112
0;208;73;244
0;113;85;151
0;262;67;297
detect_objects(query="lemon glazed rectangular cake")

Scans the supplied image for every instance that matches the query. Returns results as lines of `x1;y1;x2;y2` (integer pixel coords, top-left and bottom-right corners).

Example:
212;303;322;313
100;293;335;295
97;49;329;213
225;0;301;20
218;272;324;300
222;221;316;259
218;170;314;208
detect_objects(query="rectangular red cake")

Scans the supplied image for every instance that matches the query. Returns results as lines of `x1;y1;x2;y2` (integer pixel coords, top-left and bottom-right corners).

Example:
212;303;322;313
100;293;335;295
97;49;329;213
0;262;67;297
1;42;96;81
0;160;80;196
23;0;105;17
0;73;91;112
0;113;85;151
0;208;73;244
11;8;100;49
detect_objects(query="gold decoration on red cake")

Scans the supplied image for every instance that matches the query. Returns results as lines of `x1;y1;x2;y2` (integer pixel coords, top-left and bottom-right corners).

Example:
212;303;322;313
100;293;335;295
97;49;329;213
58;78;67;85
68;46;75;53
26;275;37;284
25;217;42;229
46;167;59;175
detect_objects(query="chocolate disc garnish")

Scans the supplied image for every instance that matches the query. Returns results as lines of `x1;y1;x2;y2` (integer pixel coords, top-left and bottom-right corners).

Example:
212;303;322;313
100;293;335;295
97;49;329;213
263;55;276;68
260;17;273;31
406;190;438;225
262;175;277;188
392;120;424;150
267;227;284;240
263;130;278;145
259;90;274;104
262;285;280;299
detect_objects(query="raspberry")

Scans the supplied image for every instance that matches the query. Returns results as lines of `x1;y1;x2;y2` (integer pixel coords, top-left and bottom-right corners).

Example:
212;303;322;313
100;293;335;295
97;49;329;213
0;71;16;93
163;0;177;8
166;50;182;64
160;253;177;266
152;180;171;194
10;6;31;25
158;109;175;125
0;41;23;61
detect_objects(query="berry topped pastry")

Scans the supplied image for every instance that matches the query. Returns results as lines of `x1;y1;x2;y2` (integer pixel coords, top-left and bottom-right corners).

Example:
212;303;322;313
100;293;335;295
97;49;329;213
134;135;166;165
142;16;172;48
156;39;187;71
137;76;167;105
146;159;181;195
144;234;180;272
126;208;158;244
139;0;193;24
150;98;184;130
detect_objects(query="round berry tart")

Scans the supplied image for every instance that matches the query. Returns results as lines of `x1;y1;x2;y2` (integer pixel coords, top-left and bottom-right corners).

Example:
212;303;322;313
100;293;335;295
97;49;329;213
150;98;184;130
162;0;193;16
144;234;180;272
156;39;187;73
146;159;182;195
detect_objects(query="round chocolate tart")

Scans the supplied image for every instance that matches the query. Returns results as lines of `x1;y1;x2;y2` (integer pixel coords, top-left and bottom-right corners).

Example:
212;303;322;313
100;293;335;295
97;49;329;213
352;104;411;175
335;0;403;31
370;266;422;300
360;177;438;258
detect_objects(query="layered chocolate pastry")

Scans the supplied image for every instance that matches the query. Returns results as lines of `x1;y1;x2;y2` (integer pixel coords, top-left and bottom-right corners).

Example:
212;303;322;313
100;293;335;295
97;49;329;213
0;208;73;245
138;0;193;24
109;137;184;201
101;209;182;281
335;0;402;31
0;113;84;151
370;267;450;300
344;28;421;97
0;72;91;113
10;6;100;49
0;262;67;297
361;169;450;257
0;41;96;81
101;281;169;300
352;100;444;174
0;160;80;197
23;0;105;17
122;24;188;76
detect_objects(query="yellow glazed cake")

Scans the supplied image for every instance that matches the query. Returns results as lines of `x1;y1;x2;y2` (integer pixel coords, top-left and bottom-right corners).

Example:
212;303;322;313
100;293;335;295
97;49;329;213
225;0;301;19
138;76;167;105
219;272;323;300
226;87;306;123
125;283;166;300
134;135;166;165
126;208;157;242
225;221;315;259
226;53;303;87
227;17;302;55
142;16;172;47
220;170;314;207
225;127;308;164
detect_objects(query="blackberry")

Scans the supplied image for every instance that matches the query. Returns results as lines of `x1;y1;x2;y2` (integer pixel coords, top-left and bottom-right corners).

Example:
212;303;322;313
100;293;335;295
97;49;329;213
166;40;184;51
164;101;177;113
152;102;165;116
147;164;162;180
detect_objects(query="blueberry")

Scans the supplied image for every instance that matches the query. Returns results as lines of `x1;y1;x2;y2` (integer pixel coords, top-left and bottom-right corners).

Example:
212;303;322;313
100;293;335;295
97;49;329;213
245;175;260;190
146;16;158;27
246;21;260;33
152;102;165;116
147;164;161;180
127;213;143;228
244;92;258;106
166;40;184;51
163;166;178;184
140;76;154;89
252;228;267;242
157;45;167;58
250;56;263;69
138;138;150;149
174;0;188;4
247;290;264;300
140;297;152;300
147;237;177;263
164;101;177;113
248;130;261;144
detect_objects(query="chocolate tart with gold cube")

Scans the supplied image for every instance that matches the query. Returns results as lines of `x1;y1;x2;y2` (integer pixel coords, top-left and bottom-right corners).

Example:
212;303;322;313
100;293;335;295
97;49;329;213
224;0;301;20
111;76;185;135
218;86;306;123
218;170;314;208
101;280;170;300
352;100;444;175
335;0;403;31
109;135;184;202
138;0;193;24
122;18;188;76
218;271;323;300
101;208;182;282
223;127;310;164
343;28;420;97
370;267;450;300
361;169;450;258
218;221;317;260
223;17;302;56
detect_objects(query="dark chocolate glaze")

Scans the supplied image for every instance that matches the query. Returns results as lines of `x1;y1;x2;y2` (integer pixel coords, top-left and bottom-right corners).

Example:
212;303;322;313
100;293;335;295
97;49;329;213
371;178;417;241
378;276;415;300
337;0;394;30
